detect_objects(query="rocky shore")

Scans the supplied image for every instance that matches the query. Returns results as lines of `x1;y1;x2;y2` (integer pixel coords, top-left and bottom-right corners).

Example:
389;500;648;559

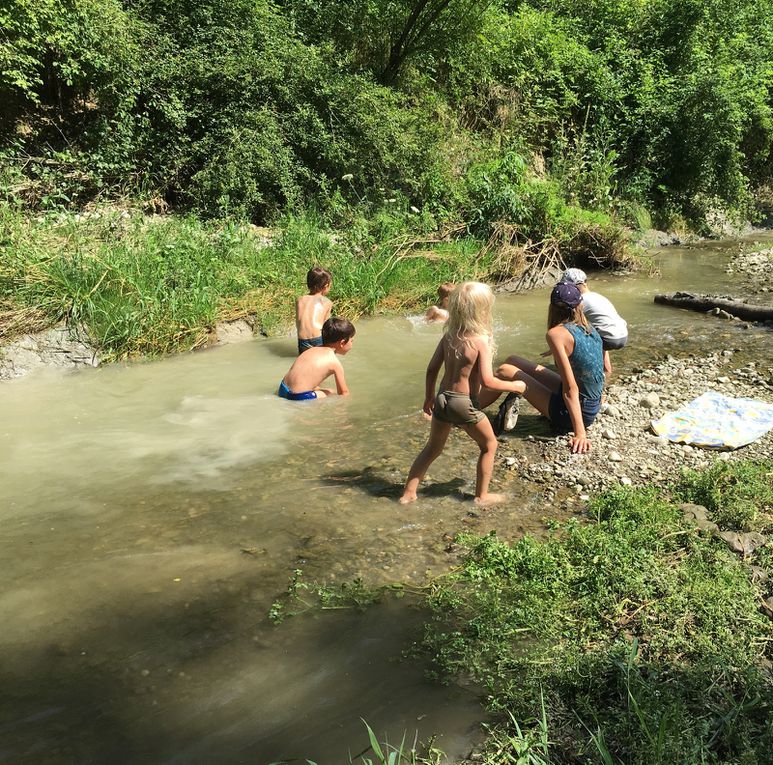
497;349;772;502
726;245;773;297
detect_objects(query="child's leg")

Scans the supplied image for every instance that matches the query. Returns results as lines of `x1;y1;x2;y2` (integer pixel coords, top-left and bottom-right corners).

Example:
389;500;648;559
462;417;504;505
399;419;453;503
499;355;562;392
477;362;558;418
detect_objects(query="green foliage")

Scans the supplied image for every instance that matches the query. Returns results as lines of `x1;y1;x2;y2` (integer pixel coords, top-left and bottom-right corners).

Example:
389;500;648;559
2;0;772;228
421;473;773;764
268;721;443;765
0;202;499;357
674;460;773;531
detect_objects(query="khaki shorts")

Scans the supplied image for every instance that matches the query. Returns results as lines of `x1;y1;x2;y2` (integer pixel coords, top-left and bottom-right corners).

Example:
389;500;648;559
432;390;485;426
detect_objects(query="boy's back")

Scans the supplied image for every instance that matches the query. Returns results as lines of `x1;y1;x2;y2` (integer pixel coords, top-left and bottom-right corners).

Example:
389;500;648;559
279;316;355;400
296;293;332;348
582;290;627;340
283;345;340;394
439;335;482;395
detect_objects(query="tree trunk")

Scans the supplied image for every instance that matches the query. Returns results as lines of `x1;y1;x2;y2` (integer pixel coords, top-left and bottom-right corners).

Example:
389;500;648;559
653;292;773;321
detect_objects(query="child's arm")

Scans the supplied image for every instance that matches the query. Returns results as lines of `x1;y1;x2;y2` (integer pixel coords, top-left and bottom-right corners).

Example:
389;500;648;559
422;339;445;415
331;358;350;396
476;340;526;394
323;297;333;323
547;329;589;454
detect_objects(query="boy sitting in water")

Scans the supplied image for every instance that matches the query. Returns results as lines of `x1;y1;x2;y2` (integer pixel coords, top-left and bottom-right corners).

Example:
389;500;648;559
278;317;355;400
296;266;333;354
424;282;455;323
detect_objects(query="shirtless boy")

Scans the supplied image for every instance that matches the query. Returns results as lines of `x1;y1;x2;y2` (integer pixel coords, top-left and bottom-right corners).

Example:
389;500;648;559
424;282;455;323
278;317;355;401
296;267;333;354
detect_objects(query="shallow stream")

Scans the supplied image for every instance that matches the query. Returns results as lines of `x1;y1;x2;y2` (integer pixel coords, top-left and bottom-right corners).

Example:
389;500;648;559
1;234;771;764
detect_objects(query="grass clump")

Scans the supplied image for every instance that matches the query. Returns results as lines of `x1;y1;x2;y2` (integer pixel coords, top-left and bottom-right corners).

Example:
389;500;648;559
420;471;772;764
674;460;773;532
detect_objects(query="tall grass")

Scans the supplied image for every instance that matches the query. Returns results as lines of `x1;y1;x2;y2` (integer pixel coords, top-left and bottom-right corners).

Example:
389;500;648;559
0;204;490;360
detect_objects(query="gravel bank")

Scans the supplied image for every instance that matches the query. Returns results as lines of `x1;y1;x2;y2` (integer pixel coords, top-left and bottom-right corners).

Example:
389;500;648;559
497;349;773;502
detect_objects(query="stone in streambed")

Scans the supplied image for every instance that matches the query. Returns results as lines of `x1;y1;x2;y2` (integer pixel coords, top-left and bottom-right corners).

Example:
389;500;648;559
639;392;661;408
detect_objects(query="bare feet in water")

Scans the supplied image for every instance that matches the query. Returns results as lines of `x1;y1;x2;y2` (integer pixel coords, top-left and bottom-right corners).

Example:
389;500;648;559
398;493;417;504
473;493;507;507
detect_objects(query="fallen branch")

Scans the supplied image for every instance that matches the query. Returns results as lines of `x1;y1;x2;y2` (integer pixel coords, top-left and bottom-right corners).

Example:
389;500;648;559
654;292;773;322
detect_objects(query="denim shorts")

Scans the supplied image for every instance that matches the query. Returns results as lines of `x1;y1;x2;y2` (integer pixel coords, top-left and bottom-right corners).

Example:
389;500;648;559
548;385;601;433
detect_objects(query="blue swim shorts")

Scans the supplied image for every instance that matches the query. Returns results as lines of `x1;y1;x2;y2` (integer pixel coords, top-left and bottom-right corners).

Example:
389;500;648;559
298;336;323;354
278;380;318;401
548;384;601;433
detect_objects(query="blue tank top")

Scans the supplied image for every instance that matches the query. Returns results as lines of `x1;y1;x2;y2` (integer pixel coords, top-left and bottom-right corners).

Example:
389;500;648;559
564;322;604;401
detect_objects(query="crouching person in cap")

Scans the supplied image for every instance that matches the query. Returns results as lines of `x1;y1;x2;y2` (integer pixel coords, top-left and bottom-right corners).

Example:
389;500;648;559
478;283;604;453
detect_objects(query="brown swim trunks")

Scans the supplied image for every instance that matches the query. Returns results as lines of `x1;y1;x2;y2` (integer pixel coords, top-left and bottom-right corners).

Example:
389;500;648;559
432;390;485;426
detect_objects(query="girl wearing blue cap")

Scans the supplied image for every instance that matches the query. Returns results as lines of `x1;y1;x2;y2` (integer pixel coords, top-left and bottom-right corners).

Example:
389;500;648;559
478;282;604;454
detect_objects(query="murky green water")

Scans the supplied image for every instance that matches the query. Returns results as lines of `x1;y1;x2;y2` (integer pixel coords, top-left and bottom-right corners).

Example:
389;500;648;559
1;234;771;763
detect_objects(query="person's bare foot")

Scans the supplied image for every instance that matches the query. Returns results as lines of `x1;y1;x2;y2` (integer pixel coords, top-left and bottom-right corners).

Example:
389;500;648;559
473;493;507;507
399;493;417;505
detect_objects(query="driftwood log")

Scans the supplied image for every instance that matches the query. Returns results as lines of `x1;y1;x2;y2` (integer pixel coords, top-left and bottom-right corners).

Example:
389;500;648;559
654;292;773;322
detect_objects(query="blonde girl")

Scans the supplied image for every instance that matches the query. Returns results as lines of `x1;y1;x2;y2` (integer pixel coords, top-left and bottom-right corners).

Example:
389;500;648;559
400;282;526;505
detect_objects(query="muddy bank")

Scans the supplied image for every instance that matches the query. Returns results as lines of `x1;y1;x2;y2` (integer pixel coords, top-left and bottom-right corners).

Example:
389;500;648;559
0;326;99;380
0;317;259;381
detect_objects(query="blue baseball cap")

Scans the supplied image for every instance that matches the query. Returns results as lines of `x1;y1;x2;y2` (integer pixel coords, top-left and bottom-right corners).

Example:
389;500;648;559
551;282;583;308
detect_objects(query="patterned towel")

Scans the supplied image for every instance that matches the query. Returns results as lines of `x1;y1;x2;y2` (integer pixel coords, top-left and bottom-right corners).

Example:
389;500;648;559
651;390;773;449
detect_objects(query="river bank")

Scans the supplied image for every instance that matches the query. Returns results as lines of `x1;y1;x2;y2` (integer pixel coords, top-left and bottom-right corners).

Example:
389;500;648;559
494;347;772;506
0;202;634;374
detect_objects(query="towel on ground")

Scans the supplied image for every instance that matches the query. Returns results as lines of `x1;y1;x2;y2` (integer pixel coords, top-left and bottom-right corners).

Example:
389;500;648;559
651;390;773;449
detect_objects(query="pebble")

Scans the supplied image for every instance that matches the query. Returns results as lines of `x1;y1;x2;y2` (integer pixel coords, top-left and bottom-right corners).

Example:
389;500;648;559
602;429;617;440
639;392;661;408
620;476;632;486
609;451;623;462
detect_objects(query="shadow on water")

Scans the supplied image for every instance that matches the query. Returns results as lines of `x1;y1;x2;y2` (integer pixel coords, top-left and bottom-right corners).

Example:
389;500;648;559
0;579;481;765
262;338;301;359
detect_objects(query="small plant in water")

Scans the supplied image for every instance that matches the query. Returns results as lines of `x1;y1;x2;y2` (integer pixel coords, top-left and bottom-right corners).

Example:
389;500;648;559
269;568;406;623
268;721;444;765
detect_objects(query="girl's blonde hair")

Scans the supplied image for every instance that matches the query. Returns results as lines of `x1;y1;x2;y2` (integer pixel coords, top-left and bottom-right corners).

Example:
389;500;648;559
445;281;495;351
